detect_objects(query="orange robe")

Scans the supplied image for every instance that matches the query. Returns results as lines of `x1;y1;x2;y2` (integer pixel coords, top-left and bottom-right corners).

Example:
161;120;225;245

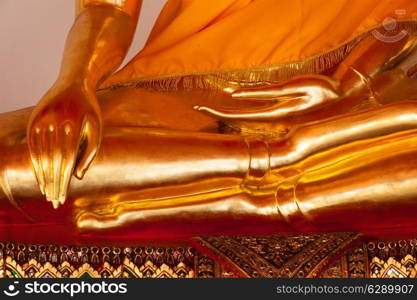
102;0;417;90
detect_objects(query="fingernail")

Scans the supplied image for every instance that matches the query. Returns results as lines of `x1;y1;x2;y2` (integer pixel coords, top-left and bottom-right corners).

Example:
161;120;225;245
75;169;85;180
52;200;60;209
39;184;45;195
231;91;243;98
59;195;66;205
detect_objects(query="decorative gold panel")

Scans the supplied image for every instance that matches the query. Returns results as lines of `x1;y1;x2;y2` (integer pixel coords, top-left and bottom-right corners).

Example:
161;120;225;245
2;235;417;278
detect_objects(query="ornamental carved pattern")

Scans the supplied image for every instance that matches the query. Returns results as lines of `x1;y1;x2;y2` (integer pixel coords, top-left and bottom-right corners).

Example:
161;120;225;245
323;239;417;278
0;243;197;278
2;235;417;278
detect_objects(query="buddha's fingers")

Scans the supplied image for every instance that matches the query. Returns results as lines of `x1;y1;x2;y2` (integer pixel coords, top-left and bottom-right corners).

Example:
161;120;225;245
44;125;57;206
196;75;341;120
231;87;304;101
33;124;76;209
56;124;78;207
28;127;46;196
194;97;312;121
74;116;101;180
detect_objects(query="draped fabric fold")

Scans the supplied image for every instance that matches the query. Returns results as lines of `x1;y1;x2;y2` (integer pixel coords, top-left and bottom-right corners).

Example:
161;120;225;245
102;0;417;90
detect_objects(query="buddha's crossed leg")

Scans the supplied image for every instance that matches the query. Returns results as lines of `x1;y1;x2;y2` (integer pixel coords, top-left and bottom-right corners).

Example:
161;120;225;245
1;100;417;240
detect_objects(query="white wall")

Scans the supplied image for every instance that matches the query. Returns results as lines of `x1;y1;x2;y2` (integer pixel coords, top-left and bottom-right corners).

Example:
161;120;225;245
0;0;166;113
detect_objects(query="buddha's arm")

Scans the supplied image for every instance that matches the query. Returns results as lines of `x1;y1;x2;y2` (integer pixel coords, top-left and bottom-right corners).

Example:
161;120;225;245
76;0;141;19
27;0;142;208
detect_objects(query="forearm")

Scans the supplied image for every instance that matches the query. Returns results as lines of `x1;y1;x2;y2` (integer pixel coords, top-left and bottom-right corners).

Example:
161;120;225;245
332;35;417;96
27;1;142;208
54;2;141;91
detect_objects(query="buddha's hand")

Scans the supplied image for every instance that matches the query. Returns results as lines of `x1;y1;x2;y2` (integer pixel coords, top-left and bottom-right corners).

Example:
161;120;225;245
194;75;340;120
27;84;102;208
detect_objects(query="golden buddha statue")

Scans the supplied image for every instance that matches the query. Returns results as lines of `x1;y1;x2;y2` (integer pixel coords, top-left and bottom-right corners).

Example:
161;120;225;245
2;0;417;244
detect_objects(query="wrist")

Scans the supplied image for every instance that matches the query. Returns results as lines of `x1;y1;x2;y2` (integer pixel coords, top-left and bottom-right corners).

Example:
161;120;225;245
51;77;95;94
40;81;99;110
